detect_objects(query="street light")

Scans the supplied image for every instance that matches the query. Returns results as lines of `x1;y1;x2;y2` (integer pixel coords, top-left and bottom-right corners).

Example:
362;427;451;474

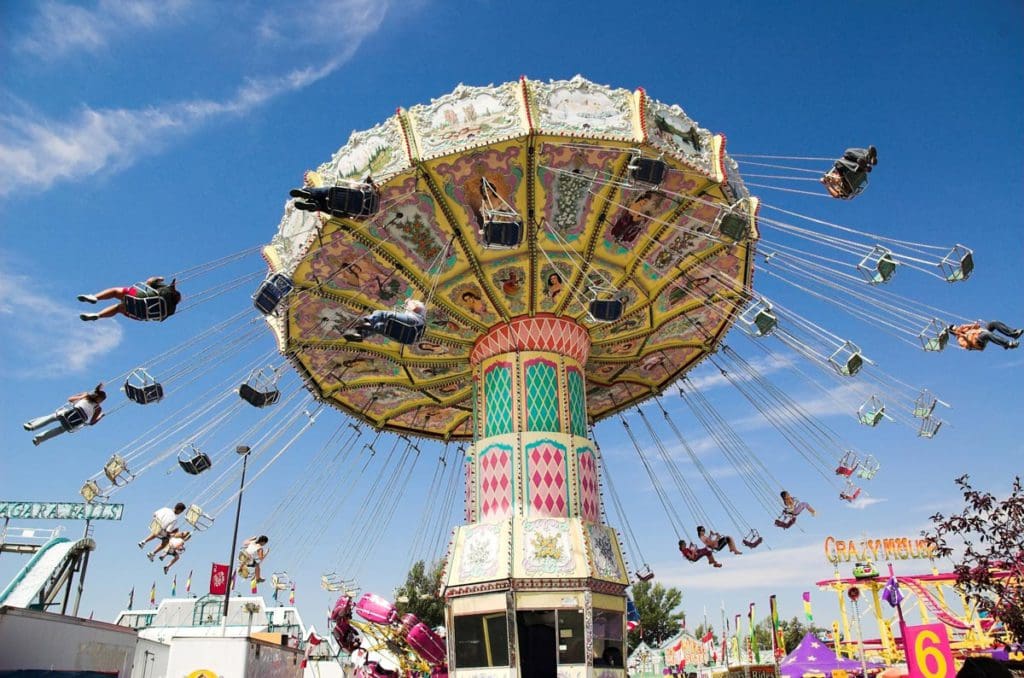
222;445;251;628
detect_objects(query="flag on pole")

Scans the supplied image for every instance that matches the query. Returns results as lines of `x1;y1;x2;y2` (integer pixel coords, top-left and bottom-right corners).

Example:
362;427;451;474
149;581;156;607
770;594;786;659
748;603;759;663
128;586;135;610
734;614;742;665
186;569;192;595
701;629;715;644
289;584;295;605
802;591;813;622
251;576;258;594
171;574;177;597
209;563;229;595
627;599;640;632
882;576;905;608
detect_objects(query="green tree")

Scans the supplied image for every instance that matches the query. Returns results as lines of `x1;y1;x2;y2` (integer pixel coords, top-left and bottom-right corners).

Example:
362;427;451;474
394;560;446;629
923;475;1024;642
628;580;685;648
777;616;826;653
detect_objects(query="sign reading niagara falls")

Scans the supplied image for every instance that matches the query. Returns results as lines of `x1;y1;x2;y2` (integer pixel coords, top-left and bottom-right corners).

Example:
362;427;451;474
0;501;124;521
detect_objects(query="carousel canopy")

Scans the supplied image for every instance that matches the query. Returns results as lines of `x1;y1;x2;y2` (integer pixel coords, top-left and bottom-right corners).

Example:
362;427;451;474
780;633;863;678
262;75;757;439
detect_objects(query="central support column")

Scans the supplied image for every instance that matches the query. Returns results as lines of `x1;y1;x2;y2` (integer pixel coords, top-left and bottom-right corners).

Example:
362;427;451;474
441;316;630;678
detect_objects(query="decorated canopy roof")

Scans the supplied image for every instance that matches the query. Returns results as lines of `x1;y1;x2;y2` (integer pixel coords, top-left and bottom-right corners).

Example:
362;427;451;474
262;76;758;440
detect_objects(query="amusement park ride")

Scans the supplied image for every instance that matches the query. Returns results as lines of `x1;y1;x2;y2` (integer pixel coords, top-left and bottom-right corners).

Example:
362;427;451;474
28;76;1009;677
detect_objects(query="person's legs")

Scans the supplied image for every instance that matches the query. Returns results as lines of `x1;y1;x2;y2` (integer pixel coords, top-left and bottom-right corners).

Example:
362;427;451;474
254;562;263;582
24;411;60;431
365;310;393;334
164;553;180;574
32;425;67;446
977;330;1009;349
139;532;161;548
987;321;1022;338
726;536;742;555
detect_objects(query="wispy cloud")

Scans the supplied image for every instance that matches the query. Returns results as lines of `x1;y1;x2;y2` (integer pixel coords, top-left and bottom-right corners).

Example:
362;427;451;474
655;543;827;591
847;495;886;510
15;0;193;61
1;0;389;197
0;267;123;376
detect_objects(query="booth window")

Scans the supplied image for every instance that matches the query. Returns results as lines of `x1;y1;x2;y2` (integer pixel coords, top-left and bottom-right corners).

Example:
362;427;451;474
592;609;625;667
454;612;509;668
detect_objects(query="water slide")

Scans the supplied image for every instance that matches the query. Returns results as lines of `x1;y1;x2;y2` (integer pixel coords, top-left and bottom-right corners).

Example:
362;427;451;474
0;537;93;609
899;576;972;630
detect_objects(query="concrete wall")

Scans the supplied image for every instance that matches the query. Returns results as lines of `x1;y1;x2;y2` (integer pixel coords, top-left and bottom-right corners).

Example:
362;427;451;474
0;605;138;676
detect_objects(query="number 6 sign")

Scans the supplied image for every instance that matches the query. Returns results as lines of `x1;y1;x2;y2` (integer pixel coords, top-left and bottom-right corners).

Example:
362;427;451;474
905;623;954;678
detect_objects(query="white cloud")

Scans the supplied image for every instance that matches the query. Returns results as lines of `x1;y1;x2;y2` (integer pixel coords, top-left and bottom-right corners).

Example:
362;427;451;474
0;267;123;376
0;0;389;197
15;0;193;61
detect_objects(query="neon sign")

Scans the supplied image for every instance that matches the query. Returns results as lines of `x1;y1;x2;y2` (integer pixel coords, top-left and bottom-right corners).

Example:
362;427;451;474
824;536;936;563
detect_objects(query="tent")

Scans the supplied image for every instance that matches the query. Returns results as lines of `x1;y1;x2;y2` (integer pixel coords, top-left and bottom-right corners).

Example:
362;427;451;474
780;633;864;678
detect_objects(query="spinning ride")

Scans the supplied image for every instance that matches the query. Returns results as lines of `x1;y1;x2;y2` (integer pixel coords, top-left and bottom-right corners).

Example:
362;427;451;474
262;76;758;677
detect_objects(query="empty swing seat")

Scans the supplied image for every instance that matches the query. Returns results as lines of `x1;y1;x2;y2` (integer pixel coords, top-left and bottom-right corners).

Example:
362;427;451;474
240;383;280;408
383;318;424;345
630;157;667;186
913;392;938;419
185;504;214;530
103;454;133;487
178;448;213;475
589;298;624;323
80;480;103;503
939;245;974;282
124;368;164;405
634;565;654;582
253;273;294;315
918;416;942;439
717;210;749;242
774;513;796;529
740;301;778;337
856;455;880;480
482;218;523;248
835;451;859;477
839;483;862;502
123;284;170;322
271;573;292;590
858;246;897;285
829;341;865;377
742;530;763;549
858;396;886;427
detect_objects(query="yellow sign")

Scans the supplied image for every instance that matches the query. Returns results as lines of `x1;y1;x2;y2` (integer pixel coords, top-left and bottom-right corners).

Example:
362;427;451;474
186;671;218;678
824;536;937;564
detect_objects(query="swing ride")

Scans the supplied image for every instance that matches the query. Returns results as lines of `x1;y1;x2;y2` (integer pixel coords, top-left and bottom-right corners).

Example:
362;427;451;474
36;75;1018;676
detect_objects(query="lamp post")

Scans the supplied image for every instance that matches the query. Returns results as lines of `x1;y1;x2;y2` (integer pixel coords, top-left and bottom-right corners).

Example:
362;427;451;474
222;445;251;628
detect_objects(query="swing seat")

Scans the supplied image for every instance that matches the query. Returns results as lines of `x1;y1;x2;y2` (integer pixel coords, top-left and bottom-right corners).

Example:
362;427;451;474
240;383;280;408
482;217;523;249
589;299;624;323
123;283;170;322
382;317;424;345
839;483;862;502
56;405;88;432
103;454;133;487
178;449;212;475
679;544;711;563
741;530;763;549
824;167;869;200
939;245;973;282
271;572;292;591
327;184;380;218
858;408;885;427
829;341;865;377
629;157;667;186
124;368;164;405
858;246;897;285
856;455;879;480
774;514;796;529
252;273;294;315
716;209;750;242
913;393;938;419
184;504;214;530
80;480;103;503
740;302;778;337
148;517;165;537
918;416;942;439
634;565;655;582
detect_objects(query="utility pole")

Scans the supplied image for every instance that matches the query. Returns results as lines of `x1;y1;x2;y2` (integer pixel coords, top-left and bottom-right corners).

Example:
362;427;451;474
222;445;251;633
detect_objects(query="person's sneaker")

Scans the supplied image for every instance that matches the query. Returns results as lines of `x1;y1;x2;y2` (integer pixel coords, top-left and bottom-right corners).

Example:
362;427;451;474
80;313;99;321
1005;340;1019;350
32;438;41;447
256;577;266;583
294;200;318;212
1010;328;1023;339
137;540;146;549
147;553;155;562
77;294;98;304
867;145;878;165
163;565;170;575
289;188;313;199
343;330;364;342
23;422;32;431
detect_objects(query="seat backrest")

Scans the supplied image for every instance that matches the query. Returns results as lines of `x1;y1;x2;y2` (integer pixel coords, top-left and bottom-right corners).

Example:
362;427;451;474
253;274;293;315
57;406;88;431
588;299;623;323
631;158;667;186
383;318;424;345
126;381;164;405
240;383;280;407
124;294;167;322
483;220;523;248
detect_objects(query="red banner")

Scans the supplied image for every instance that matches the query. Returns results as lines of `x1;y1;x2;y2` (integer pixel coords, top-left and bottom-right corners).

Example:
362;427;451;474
210;563;229;595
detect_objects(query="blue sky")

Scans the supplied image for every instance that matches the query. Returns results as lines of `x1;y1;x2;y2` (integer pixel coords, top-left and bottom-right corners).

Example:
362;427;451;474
1;0;1022;642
